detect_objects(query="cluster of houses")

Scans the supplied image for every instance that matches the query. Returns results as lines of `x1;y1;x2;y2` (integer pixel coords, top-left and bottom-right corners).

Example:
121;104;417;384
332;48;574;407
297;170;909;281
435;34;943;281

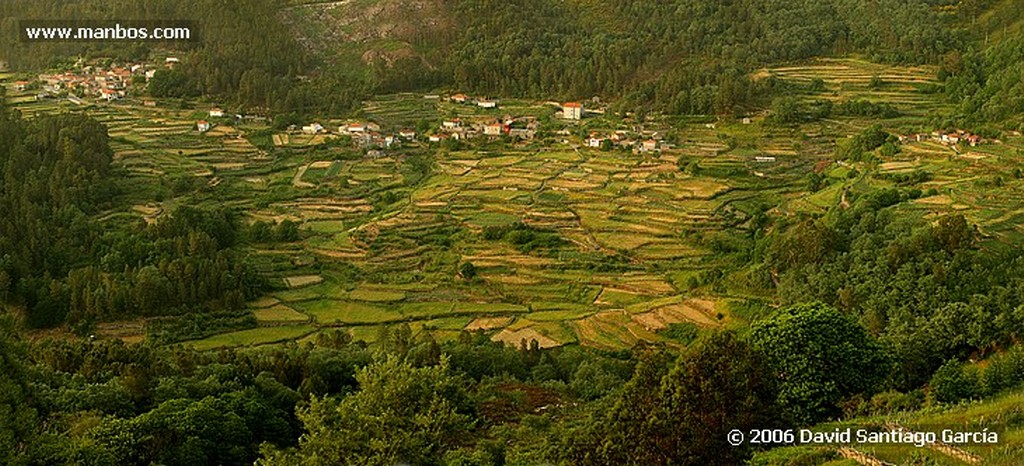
282;119;414;152
26;57;178;102
901;130;985;147
194;107;229;133
584;130;664;154
434;115;538;141
449;93;498;109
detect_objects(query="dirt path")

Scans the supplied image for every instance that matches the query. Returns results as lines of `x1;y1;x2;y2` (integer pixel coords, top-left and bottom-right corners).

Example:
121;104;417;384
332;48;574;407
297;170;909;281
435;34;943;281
293;164;314;188
886;423;982;465
837;447;895;466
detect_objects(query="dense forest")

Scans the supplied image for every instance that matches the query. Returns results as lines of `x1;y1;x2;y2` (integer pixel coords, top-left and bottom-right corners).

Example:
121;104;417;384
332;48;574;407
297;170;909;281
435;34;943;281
0;302;956;465
0;97;264;333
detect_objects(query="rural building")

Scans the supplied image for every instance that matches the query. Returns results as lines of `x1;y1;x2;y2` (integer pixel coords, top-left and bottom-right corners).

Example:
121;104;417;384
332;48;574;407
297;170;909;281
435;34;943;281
164;57;179;68
143;100;156;107
99;88;120;101
196;120;211;132
429;134;448;143
399;129;417;139
754;156;776;163
478;99;498;109
484;122;505;136
563;102;583;120
302;123;325;134
640;139;659;153
345;123;367;134
442;119;463;130
451;93;468;103
509;128;535;139
588;133;606;148
742;117;752;124
14;81;28;91
209;107;224;118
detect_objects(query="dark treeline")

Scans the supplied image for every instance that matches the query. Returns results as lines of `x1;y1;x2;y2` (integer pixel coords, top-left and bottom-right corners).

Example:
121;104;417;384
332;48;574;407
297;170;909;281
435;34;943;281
944;32;1024;127
7;297;1012;465
0;99;264;330
0;304;919;466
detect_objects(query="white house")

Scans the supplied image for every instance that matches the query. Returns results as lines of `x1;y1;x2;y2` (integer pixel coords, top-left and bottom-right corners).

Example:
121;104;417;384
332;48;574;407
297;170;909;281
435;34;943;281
754;156;776;163
99;88;120;101
442;119;462;130
563;102;583;120
399;129;417;140
588;137;605;148
196;120;211;132
345;123;366;134
484;122;504;136
302;123;325;134
640;139;659;152
209;107;224;118
478;99;497;109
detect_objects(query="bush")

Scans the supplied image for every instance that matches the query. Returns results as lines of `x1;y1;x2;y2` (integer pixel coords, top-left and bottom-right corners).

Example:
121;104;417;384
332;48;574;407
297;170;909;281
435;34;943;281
930;360;981;404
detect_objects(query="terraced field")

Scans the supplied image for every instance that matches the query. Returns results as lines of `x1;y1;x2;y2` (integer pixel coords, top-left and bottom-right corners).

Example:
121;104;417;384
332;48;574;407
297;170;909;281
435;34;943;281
765;58;1024;243
10;58;1024;351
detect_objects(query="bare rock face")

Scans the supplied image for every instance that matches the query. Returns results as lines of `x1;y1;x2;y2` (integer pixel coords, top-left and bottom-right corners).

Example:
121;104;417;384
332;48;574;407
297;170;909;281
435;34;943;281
280;0;450;68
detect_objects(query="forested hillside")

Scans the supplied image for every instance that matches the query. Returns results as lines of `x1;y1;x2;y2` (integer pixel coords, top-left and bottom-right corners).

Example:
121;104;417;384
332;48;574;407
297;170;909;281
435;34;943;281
0;97;264;332
2;0;963;116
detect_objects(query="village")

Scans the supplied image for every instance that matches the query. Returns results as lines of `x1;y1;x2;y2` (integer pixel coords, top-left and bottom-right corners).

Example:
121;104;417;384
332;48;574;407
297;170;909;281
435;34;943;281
3;55;998;167
13;56;182;104
277;96;677;156
5;57;683;163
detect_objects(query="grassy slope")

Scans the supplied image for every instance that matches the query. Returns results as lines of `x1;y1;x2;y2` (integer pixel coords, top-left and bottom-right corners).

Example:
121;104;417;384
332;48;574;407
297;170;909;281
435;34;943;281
752;388;1024;465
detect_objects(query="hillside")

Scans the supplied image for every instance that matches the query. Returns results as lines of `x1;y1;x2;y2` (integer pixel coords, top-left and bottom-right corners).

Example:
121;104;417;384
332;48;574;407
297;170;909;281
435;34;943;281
277;0;959;113
3;1;1024;464
1;0;965;116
